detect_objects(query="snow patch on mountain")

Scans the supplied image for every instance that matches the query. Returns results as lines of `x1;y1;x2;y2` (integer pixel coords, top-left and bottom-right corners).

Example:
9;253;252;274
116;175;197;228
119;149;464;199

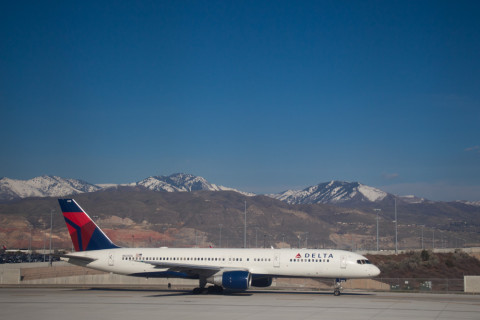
0;176;101;201
399;195;427;204
0;173;255;201
270;181;387;205
136;174;255;196
358;184;387;202
456;200;480;207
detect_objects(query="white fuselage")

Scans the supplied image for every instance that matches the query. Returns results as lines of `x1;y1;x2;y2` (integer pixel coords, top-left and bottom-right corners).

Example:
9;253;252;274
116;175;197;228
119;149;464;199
67;247;380;280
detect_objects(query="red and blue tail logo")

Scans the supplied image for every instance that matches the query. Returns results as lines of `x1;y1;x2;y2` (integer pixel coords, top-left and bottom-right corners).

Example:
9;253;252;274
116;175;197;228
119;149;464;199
58;199;119;251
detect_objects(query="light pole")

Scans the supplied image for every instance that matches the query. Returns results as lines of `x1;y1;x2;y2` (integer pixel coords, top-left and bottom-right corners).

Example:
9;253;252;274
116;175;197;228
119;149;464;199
244;200;247;248
43;222;46;262
29;228;32;262
374;209;381;251
163;227;167;247
49;209;53;265
421;225;425;250
432;229;435;250
219;224;222;247
394;198;398;254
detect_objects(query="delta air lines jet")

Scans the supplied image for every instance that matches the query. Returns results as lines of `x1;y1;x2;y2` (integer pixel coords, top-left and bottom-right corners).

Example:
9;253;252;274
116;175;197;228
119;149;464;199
58;199;380;295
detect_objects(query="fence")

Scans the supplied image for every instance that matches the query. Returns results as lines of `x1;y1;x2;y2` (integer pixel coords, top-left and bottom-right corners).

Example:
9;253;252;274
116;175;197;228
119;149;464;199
373;278;464;293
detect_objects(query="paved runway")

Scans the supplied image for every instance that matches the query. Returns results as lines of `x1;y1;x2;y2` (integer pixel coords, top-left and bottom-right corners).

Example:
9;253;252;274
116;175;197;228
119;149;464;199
1;288;479;320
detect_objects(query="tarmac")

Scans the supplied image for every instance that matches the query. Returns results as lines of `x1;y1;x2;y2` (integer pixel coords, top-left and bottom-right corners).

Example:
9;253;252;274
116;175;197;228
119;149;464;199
1;287;479;320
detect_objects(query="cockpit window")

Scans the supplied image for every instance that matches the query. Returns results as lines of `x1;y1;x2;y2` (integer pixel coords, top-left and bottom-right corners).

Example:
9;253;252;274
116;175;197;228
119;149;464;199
357;259;371;265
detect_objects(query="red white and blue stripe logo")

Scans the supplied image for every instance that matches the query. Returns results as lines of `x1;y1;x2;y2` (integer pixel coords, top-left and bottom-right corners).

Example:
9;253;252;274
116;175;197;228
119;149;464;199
58;199;119;251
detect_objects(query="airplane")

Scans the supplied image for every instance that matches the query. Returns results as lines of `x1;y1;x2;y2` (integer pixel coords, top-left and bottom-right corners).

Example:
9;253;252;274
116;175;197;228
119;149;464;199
58;198;380;296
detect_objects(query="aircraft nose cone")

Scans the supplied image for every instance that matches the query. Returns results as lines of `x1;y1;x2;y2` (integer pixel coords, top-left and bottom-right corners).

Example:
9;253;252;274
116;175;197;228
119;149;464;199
371;265;381;277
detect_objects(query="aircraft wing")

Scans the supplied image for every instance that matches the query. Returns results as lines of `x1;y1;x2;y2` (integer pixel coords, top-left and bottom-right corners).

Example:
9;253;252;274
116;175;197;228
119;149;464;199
140;260;248;278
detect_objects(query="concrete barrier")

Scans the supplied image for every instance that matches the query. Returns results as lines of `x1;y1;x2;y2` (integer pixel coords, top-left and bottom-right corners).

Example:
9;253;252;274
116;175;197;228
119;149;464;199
0;268;20;284
343;279;390;291
464;276;480;294
22;273;198;288
1;262;476;293
0;262;197;288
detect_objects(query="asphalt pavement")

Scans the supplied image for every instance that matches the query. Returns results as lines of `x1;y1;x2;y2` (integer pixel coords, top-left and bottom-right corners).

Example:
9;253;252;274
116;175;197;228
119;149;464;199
1;288;479;320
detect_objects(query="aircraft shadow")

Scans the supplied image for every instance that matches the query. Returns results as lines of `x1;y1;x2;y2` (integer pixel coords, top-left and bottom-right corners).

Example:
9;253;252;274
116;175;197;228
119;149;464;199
82;287;373;297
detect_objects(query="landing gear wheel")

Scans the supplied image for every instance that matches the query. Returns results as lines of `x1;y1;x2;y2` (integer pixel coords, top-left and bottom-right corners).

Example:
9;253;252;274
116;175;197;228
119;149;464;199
193;287;204;294
207;286;224;294
193;278;207;294
333;278;344;296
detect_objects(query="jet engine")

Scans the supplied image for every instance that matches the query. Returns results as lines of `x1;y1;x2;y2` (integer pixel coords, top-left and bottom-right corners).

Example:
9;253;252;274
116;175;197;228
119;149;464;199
209;271;252;290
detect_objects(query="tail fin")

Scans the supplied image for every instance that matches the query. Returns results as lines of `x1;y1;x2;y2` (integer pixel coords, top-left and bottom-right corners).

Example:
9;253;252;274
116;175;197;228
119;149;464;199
58;199;119;251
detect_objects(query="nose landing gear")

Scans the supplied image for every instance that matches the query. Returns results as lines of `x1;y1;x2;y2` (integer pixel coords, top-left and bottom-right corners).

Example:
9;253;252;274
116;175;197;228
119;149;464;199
333;278;345;296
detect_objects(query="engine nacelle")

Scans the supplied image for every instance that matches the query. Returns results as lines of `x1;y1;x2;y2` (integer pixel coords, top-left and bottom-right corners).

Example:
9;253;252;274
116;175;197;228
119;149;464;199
251;275;273;287
209;271;252;290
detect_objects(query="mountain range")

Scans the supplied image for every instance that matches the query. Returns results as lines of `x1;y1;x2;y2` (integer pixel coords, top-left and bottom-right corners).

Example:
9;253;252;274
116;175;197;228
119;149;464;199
0;174;254;202
0;173;478;207
0;175;102;201
0;174;479;250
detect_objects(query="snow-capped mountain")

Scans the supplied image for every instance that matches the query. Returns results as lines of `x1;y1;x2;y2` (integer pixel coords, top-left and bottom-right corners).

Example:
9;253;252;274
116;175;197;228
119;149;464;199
138;174;223;192
0;176;102;201
269;181;388;205
398;194;428;204
456;200;480;207
136;173;255;196
0;173;254;201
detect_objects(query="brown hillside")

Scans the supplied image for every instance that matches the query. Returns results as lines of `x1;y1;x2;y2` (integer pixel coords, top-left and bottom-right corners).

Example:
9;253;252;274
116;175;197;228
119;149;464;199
0;188;479;250
366;250;480;279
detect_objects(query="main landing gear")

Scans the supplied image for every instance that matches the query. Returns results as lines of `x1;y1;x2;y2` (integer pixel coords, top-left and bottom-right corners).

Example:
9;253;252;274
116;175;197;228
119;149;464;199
192;285;223;294
333;278;344;296
192;278;223;294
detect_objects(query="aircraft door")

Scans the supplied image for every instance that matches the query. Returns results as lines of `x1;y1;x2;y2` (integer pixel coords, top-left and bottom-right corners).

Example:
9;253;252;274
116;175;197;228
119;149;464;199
273;252;280;268
340;255;347;269
108;252;114;266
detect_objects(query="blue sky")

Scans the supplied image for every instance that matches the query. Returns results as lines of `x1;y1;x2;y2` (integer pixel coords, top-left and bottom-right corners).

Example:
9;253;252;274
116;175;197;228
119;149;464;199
1;1;479;201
